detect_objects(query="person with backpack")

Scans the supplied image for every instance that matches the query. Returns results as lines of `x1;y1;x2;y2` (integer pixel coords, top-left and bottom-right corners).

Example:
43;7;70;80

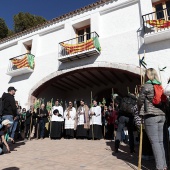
1;87;17;140
138;68;167;170
114;94;136;153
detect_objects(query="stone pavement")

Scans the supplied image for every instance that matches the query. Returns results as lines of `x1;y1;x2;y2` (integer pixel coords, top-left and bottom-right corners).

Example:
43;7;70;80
0;139;155;170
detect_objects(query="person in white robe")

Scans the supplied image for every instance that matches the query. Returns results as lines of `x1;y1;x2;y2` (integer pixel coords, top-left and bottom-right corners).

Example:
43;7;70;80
64;101;76;139
89;100;102;140
50;100;64;139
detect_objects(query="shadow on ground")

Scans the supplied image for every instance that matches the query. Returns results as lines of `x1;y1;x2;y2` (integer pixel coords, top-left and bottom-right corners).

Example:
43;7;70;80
106;141;155;170
9;141;25;152
2;167;20;170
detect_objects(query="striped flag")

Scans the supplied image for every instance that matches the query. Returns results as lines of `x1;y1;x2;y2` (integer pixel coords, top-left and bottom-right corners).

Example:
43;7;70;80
61;36;101;55
146;19;170;28
11;54;35;69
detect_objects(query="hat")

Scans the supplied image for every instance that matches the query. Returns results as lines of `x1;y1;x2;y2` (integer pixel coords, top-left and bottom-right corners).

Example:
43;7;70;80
2;120;13;126
8;86;17;92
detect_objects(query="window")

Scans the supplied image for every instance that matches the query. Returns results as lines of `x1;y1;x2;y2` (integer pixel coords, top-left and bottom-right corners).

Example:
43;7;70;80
155;4;164;19
23;40;32;54
76;26;90;43
153;0;170;20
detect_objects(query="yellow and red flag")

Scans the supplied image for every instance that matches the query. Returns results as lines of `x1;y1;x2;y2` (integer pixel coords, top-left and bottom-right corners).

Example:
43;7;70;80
61;36;101;55
11;54;35;69
146;19;170;28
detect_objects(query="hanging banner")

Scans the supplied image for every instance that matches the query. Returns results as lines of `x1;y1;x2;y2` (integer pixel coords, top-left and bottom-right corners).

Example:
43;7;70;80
11;54;35;69
61;36;101;55
146;19;170;28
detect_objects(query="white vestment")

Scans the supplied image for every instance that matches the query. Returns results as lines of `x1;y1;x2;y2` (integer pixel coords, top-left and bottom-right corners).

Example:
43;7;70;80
64;107;76;129
52;105;64;122
89;106;102;125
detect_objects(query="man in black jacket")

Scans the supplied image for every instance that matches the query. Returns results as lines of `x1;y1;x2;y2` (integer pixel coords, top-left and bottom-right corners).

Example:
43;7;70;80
37;104;48;139
1;87;17;138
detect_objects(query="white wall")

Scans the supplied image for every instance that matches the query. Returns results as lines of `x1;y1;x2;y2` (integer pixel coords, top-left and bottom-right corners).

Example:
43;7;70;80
1;0;169;108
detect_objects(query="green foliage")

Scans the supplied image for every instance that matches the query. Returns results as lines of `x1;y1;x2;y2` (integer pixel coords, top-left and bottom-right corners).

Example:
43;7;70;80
14;12;46;33
7;29;14;37
0;18;8;39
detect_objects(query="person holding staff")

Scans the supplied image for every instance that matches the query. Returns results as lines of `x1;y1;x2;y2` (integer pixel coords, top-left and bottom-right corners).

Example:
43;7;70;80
89;100;102;140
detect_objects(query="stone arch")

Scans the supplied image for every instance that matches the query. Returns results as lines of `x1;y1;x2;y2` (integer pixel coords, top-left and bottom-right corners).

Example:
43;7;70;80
28;61;141;105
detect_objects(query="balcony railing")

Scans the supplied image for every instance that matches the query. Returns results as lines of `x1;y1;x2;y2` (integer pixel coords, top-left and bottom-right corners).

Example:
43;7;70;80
7;53;35;76
58;32;101;62
142;8;170;34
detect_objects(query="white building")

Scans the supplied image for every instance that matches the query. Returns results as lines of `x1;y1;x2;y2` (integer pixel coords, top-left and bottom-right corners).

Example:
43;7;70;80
0;0;169;108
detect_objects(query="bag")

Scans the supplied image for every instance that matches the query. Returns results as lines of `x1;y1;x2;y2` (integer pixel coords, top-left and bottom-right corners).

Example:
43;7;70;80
164;83;170;96
0;98;4;117
120;96;137;115
152;85;167;105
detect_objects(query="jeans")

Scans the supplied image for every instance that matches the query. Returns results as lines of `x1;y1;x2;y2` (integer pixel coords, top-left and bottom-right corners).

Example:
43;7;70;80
144;115;167;170
0;145;3;155
2;115;14;137
168;127;170;141
39;120;45;138
11;120;18;139
115;116;134;152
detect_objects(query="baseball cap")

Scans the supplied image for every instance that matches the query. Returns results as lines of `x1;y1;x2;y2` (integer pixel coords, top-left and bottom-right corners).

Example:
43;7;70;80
2;120;13;126
8;86;17;92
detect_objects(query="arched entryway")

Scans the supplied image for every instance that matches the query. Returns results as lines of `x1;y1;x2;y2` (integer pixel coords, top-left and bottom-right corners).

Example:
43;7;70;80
28;62;141;108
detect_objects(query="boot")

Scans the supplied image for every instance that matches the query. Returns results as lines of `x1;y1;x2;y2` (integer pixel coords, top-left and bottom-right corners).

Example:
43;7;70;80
115;140;120;153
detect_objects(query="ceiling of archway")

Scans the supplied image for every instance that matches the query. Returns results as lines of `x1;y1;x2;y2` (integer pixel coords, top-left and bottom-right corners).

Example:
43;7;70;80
33;67;140;97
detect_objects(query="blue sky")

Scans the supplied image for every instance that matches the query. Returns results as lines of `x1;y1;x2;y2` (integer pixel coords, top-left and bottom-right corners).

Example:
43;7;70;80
0;0;97;30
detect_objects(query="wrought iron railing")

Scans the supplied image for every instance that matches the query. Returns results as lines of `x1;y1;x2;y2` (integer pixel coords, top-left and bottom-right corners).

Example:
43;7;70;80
8;53;35;72
58;32;101;58
142;8;170;34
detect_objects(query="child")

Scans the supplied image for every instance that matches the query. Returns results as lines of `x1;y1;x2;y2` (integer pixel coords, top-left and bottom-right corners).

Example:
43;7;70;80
0;120;13;154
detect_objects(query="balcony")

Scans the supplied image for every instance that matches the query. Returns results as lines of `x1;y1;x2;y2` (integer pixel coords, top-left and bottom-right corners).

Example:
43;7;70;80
58;32;101;62
142;8;170;44
7;53;35;77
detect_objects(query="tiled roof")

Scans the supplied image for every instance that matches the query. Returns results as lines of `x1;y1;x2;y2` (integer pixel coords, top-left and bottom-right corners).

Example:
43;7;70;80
0;0;112;44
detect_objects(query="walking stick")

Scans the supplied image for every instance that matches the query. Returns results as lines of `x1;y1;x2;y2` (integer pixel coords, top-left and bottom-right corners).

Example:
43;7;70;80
138;117;143;170
36;99;41;140
102;98;106;140
91;91;94;140
29;114;33;140
138;53;145;170
49;101;53;139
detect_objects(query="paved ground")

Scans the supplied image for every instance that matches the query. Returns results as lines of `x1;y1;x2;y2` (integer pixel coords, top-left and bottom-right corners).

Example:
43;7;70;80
0;138;155;170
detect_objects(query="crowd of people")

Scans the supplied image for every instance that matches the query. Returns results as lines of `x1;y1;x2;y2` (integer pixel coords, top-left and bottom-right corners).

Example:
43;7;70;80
0;68;170;170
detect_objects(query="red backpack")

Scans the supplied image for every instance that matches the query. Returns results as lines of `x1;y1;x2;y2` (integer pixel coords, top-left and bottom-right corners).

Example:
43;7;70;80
152;85;167;105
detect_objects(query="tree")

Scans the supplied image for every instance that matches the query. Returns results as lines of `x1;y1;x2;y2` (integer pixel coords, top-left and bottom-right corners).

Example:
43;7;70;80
14;12;46;33
0;18;8;39
8;29;14;37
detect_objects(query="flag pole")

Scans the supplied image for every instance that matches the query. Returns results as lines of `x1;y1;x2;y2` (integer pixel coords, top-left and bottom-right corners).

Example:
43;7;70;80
158;66;162;83
138;52;145;170
139;55;142;85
